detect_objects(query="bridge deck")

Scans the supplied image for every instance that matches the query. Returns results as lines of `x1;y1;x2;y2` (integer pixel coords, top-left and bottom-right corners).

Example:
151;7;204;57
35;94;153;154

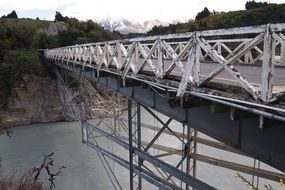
140;59;285;94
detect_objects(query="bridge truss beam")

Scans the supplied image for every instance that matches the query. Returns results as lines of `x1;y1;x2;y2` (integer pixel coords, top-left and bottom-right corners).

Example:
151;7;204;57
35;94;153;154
46;23;285;103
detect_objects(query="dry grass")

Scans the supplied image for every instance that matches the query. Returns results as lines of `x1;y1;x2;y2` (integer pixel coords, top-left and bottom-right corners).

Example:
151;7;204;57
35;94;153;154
0;152;65;190
0;166;44;190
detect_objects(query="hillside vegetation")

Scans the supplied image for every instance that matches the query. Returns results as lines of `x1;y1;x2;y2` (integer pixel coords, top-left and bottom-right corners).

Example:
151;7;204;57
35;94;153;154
147;3;285;35
0;13;122;110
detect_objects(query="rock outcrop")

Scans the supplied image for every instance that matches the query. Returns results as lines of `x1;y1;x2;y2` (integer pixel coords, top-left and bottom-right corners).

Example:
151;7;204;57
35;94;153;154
1;74;64;126
38;22;67;36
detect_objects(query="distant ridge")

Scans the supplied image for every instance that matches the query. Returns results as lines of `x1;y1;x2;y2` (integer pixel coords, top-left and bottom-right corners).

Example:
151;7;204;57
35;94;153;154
147;3;285;35
100;18;169;34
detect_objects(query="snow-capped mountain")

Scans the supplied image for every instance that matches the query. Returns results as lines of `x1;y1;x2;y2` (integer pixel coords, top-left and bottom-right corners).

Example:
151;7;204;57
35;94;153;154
99;18;169;34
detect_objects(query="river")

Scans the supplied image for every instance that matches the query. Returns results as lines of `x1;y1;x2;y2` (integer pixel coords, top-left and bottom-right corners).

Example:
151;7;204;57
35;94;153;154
0;118;282;190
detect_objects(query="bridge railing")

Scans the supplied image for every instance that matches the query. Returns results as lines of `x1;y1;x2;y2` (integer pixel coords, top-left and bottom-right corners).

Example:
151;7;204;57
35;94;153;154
45;23;285;103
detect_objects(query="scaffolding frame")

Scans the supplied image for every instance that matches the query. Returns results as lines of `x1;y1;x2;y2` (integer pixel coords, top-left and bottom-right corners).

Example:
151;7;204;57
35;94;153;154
55;69;285;189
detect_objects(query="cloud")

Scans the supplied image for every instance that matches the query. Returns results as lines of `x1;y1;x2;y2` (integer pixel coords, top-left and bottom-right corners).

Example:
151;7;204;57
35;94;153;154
0;0;60;11
0;0;284;23
58;0;205;23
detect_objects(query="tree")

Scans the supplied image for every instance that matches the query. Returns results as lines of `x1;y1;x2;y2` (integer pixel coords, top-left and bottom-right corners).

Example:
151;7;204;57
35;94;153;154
11;23;37;48
195;7;211;20
211;10;220;16
1;10;18;19
189;23;196;31
54;11;68;22
245;1;269;10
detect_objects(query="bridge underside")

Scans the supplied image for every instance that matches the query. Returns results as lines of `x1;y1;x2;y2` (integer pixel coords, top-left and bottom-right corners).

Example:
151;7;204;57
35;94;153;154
48;59;285;175
42;23;285;189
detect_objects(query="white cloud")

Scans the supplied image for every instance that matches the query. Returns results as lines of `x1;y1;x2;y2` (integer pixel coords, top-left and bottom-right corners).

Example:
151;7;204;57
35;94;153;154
0;0;61;11
0;0;284;23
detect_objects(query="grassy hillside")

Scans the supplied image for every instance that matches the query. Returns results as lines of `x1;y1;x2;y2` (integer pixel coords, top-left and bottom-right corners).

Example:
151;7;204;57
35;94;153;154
0;17;122;109
147;3;285;35
58;18;122;46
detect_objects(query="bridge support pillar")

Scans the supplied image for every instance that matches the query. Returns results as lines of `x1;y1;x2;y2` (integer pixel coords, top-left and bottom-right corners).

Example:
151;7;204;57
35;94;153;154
127;101;143;190
81;120;87;143
128;99;135;190
137;104;142;190
186;124;197;190
79;79;88;143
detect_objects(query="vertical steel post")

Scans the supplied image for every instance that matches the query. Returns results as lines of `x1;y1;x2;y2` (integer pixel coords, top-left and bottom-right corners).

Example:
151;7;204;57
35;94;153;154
217;42;222;55
137;104;142;190
261;24;274;102
281;43;285;65
157;39;163;78
118;44;122;69
186;124;191;190
193;34;201;85
186;124;198;190
135;42;139;73
113;91;117;134
59;69;67;116
244;41;250;64
79;79;87;143
192;129;197;178
128;99;134;190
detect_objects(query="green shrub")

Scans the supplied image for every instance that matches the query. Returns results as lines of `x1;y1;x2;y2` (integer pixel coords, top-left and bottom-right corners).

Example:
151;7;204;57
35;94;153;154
147;3;285;35
0;49;44;109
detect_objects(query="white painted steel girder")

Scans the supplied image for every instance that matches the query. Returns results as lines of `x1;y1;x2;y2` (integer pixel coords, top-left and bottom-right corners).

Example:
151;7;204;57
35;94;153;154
45;23;285;103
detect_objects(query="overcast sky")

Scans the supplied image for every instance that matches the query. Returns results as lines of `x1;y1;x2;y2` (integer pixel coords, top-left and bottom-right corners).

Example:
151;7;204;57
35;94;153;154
0;0;284;23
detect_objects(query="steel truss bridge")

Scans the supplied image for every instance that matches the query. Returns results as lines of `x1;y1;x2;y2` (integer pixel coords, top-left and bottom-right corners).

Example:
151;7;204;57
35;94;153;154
42;23;285;189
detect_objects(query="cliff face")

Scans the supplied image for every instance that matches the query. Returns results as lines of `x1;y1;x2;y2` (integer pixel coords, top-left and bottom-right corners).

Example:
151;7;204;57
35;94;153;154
1;74;64;126
38;22;67;36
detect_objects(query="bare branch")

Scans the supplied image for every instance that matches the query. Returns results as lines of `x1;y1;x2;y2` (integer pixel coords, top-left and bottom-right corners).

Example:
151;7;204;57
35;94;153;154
30;152;65;190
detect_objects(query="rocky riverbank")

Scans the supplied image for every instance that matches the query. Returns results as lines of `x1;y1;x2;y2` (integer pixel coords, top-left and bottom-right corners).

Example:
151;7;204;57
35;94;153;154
0;74;64;126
